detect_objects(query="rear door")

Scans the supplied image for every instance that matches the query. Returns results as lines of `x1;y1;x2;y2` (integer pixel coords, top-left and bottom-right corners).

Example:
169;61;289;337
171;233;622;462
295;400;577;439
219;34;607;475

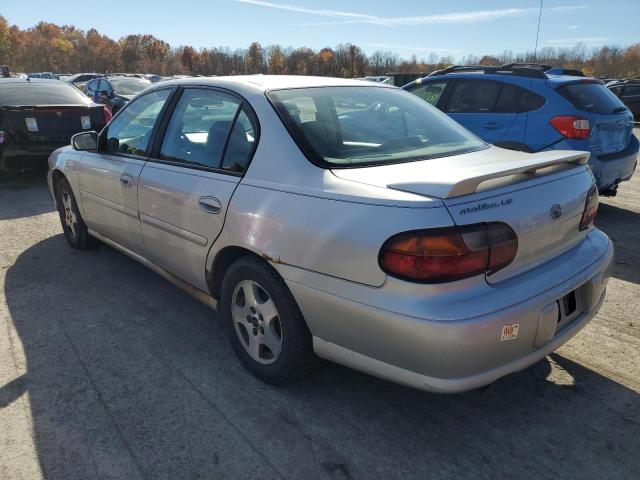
443;79;519;144
620;84;640;119
78;88;173;253
138;87;258;291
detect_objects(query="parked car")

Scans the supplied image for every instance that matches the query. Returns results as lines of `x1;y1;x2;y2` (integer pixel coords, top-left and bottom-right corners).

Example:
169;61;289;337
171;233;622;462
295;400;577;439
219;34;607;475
48;76;612;393
65;73;101;90
403;64;638;196
607;79;640;121
0;78;110;171
84;76;152;114
27;72;59;80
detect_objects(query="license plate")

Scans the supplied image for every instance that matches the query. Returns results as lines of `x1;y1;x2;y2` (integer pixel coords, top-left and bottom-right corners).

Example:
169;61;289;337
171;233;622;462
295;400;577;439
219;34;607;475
25;117;38;132
81;116;91;129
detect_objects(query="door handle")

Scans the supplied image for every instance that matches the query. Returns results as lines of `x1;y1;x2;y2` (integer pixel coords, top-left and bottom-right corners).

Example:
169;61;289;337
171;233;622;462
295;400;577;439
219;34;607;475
119;173;134;188
483;122;501;130
198;196;222;214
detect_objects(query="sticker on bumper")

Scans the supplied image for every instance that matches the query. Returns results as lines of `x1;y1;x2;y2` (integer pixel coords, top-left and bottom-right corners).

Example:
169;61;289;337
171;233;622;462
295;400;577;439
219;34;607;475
501;323;520;341
25;117;38;132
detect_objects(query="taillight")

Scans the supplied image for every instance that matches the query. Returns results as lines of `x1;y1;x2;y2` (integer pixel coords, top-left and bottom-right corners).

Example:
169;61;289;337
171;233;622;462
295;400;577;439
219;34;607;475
103;106;113;125
579;185;598;231
0;129;5;144
379;223;518;283
550;115;590;139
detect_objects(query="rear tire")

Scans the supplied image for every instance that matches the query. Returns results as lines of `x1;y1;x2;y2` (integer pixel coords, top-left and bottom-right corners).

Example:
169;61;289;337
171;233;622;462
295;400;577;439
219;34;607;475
55;177;94;250
220;255;315;385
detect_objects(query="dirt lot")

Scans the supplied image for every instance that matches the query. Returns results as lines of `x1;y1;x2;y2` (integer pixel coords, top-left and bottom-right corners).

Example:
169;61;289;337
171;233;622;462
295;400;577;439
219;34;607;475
1;138;639;479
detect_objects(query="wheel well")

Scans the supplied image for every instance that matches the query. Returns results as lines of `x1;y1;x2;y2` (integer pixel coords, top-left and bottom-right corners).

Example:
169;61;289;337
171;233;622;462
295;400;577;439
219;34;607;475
209;246;261;300
51;169;66;191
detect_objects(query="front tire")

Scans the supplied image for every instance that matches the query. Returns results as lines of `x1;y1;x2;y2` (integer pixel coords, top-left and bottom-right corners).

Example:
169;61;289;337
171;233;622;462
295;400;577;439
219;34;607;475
220;256;315;385
55;178;93;249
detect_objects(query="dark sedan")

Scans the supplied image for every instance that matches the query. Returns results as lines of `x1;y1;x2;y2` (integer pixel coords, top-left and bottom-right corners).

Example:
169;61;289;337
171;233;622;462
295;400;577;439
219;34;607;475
608;80;640;121
0;78;110;171
84;76;151;114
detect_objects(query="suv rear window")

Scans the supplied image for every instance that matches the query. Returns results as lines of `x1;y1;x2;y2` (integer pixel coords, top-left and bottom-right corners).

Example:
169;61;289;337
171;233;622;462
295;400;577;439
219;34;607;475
268;86;487;167
0;82;91;106
556;82;626;114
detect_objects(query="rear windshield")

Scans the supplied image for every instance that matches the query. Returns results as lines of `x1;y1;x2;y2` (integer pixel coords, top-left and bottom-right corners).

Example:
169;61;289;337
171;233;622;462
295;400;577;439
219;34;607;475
0;81;91;106
556;82;627;115
109;78;151;96
268;86;486;167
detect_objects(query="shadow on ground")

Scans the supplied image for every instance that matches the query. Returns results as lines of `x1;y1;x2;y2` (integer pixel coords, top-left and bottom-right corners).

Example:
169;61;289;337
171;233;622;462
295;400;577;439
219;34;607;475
0;170;54;220
596;202;640;284
4;235;640;480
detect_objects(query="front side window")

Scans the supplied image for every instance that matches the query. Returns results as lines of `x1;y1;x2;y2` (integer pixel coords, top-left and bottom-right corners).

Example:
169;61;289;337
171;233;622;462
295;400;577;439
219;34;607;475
103;88;171;156
408;82;448;106
98;79;110;94
268;86;486;167
445;80;502;113
160;89;255;172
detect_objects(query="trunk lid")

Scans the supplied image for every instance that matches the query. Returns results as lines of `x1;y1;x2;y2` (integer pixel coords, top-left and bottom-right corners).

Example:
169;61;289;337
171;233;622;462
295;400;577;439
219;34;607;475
332;146;595;284
589;112;634;155
4;105;104;145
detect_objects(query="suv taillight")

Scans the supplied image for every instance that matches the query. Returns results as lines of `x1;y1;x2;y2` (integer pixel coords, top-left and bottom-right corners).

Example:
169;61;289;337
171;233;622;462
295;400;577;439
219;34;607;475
550;115;590;139
379;223;518;283
579;185;598;231
103;106;113;125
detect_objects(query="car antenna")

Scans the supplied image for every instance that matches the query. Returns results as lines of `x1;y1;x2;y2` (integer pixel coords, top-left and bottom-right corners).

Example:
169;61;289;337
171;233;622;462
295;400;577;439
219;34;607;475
521;0;544;153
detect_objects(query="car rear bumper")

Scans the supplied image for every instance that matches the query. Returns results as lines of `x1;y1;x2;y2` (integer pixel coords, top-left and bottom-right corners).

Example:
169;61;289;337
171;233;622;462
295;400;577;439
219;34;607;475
588;135;638;191
0;142;68;171
283;229;613;393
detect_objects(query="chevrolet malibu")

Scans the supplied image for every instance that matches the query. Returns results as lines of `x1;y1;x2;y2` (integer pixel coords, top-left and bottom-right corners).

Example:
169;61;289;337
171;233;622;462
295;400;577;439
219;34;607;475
47;76;613;393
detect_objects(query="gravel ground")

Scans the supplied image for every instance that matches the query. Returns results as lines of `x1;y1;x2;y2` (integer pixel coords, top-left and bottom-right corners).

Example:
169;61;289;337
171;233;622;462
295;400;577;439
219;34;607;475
1;138;639;479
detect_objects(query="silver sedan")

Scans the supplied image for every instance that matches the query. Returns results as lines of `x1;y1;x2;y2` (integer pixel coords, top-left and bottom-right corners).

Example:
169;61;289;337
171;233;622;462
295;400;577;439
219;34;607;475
48;76;613;393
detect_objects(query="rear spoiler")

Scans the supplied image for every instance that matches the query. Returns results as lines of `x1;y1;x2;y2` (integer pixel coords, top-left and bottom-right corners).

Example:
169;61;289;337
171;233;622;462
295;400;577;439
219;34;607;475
388;150;590;199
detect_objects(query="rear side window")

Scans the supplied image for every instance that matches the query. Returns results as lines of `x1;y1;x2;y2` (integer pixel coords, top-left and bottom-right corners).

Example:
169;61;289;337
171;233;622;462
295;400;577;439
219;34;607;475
409;82;447;106
445;80;502;113
159;88;257;173
623;85;640;97
0;82;92;106
494;84;517;113
556;83;626;114
517;88;545;112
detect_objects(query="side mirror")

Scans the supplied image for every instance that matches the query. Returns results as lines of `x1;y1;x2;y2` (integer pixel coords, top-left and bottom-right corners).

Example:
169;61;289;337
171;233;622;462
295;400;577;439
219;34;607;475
72;131;98;151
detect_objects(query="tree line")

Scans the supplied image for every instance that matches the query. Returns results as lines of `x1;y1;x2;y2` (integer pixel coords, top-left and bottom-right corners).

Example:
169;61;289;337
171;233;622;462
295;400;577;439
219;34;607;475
1;16;639;79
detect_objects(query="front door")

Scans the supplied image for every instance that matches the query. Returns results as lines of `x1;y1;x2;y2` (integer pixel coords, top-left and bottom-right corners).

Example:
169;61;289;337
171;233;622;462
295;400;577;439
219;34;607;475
78;88;173;253
138;87;258;290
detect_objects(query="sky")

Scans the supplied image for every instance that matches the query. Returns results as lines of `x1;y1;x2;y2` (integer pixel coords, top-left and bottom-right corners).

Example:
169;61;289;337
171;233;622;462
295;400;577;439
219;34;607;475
2;0;639;60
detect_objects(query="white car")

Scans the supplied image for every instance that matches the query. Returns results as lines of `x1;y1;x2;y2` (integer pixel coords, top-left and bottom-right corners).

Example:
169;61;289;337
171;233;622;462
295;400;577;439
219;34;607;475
48;76;612;393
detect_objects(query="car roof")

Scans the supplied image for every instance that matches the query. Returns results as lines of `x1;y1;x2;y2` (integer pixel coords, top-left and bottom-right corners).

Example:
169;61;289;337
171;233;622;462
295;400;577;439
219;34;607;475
413;71;601;87
156;75;392;92
0;78;64;85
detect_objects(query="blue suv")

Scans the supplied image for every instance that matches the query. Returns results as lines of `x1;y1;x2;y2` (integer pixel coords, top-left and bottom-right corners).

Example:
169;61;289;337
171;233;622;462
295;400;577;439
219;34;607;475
403;64;638;195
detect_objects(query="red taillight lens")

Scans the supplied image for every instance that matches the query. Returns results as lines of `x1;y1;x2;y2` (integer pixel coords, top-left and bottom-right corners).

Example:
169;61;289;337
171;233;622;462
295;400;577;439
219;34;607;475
379;223;518;283
579;185;598;231
103;106;113;125
549;115;590;139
